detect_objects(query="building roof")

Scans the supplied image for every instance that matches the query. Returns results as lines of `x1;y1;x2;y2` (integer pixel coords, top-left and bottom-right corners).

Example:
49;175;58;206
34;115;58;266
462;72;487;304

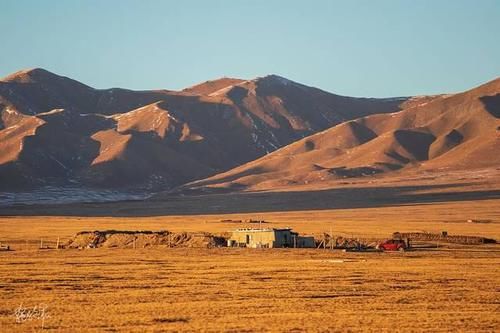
232;227;292;233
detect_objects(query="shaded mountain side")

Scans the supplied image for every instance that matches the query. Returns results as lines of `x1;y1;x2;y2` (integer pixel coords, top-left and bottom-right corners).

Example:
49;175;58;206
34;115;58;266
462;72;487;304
0;69;410;190
82;132;214;188
0;68;175;116
182;77;500;192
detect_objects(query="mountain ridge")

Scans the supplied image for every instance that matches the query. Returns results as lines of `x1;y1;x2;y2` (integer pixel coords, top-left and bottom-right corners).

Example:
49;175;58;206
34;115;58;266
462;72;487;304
181;76;500;193
0;68;409;191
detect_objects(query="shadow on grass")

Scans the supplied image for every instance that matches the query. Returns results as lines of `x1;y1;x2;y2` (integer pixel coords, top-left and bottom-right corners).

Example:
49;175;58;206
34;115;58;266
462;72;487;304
1;183;499;217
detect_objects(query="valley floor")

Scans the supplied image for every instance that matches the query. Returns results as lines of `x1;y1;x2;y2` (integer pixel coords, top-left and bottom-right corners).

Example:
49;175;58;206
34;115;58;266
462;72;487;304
0;246;498;332
0;199;499;332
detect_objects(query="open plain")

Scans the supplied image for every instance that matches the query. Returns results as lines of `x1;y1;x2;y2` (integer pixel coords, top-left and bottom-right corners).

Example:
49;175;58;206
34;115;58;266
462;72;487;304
1;197;499;332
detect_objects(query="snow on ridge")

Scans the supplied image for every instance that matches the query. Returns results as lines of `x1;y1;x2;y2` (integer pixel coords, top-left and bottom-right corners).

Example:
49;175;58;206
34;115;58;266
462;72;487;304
381;97;408;102
252;74;308;91
165;112;179;122
47;154;69;170
112;102;167;119
37;108;65;116
265;74;295;85
0;186;152;206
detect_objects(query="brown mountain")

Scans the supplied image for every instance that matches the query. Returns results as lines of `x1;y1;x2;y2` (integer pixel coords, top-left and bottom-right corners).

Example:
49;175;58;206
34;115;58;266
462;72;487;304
183;78;500;192
0;69;407;191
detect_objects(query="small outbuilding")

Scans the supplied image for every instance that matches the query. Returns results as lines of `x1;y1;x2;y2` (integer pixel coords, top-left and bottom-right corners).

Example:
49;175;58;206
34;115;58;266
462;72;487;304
227;228;315;248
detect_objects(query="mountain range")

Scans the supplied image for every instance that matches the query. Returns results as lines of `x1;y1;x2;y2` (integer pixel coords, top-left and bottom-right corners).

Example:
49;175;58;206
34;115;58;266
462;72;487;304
185;78;500;192
0;68;409;191
0;68;498;198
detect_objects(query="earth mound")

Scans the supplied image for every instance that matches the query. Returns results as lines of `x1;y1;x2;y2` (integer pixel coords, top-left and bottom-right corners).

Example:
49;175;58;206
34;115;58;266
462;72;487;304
65;230;227;249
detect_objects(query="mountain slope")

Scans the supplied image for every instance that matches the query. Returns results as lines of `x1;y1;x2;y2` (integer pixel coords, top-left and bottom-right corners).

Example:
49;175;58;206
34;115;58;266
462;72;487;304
0;69;408;190
183;77;500;192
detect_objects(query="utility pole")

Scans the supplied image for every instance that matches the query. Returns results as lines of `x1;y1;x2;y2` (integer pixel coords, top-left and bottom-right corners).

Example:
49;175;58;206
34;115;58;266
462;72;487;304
330;226;333;250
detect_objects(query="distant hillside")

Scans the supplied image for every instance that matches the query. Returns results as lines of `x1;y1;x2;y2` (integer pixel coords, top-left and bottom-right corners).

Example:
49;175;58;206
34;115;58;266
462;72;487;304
183;78;500;192
0;69;406;190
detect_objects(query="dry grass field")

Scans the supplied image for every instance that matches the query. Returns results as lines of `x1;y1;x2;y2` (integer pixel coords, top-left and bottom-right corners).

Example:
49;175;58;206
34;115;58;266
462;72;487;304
0;199;499;332
1;246;499;332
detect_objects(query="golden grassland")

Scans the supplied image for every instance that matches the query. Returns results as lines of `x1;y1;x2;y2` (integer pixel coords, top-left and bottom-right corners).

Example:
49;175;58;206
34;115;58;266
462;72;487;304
0;199;499;332
1;247;499;332
1;199;499;243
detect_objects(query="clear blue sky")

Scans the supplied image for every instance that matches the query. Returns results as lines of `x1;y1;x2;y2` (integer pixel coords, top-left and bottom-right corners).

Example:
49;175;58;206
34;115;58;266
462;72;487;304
1;0;499;97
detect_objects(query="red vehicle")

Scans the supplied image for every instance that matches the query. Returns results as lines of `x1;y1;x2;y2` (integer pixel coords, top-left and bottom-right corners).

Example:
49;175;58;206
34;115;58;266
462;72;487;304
377;239;408;251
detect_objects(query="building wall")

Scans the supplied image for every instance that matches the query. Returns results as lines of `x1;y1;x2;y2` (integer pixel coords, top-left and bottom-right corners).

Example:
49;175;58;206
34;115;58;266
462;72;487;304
273;230;294;248
229;229;315;248
229;230;276;248
297;236;315;248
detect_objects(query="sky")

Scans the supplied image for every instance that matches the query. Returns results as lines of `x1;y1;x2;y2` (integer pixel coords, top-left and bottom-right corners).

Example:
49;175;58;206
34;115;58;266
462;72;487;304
1;0;499;97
